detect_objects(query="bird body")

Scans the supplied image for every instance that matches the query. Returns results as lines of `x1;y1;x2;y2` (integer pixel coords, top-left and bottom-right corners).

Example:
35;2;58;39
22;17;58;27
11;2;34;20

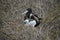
23;8;42;27
24;19;36;27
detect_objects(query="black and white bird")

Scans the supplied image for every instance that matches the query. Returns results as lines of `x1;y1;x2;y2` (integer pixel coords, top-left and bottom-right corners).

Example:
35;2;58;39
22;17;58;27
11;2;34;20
23;8;42;27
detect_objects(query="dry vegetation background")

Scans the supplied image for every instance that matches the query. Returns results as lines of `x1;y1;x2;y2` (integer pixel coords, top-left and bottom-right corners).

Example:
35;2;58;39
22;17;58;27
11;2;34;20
0;0;60;40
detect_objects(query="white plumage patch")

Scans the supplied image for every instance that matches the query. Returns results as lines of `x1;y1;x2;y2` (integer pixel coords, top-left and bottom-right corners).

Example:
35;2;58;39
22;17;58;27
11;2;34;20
23;19;36;27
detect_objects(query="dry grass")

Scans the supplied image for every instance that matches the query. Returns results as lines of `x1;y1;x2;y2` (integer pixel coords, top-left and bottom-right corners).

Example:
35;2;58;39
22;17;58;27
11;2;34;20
0;0;60;40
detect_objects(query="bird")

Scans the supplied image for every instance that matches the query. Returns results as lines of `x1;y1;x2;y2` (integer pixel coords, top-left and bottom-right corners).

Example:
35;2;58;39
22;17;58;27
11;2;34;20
23;8;42;27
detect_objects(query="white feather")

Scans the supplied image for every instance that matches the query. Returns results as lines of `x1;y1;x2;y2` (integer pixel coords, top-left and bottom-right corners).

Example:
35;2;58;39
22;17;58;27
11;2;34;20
24;19;36;27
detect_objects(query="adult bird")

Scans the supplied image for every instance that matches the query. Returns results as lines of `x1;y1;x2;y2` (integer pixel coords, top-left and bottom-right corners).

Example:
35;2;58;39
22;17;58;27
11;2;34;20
23;8;42;27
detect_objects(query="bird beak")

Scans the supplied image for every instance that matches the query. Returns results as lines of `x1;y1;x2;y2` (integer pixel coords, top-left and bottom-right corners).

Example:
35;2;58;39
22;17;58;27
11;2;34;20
22;10;28;15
